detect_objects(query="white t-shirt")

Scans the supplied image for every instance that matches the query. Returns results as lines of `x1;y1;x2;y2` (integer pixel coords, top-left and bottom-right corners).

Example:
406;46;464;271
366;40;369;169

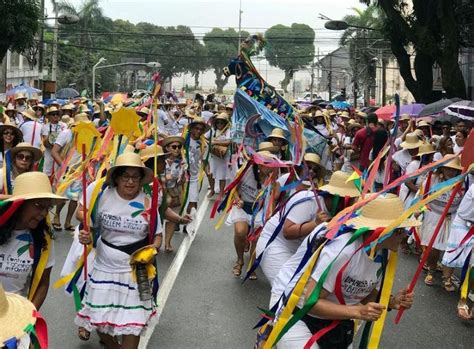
260;190;322;257
201;110;214;123
239;166;260;203
41;122;67;176
188;137;202;180
308;233;383;306
157;109;169;132
399;159;421;208
19;120;42;148
272;223;328;298
55;128;81;165
81;181;162;273
392;149;413;173
0;230;55;296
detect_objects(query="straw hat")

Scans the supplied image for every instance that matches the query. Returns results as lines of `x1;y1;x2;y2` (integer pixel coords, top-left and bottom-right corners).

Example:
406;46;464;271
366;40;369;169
225;103;233;110
347;121;362;131
47;106;59;114
346;193;421;230
417;120;431;128
319;171;360;198
256;150;277;160
400;133;424;149
33;103;46;111
10;142;42;162
258;141;279;153
189;116;211;132
0;284;37;343
107;152;153;186
21;108;37;121
339;111;350;119
162;136;185;149
185;109;199;119
61;115;73;126
266;128;287;141
416;143;435;157
72;113;90;126
14;92;27;101
328;110;337;117
400;113;411;121
213;112;229;123
6;171;66;203
441;155;463;171
5;104;16;112
356;111;368;118
61;103;75;111
0;122;23;141
140;144;169;163
304;152;322;166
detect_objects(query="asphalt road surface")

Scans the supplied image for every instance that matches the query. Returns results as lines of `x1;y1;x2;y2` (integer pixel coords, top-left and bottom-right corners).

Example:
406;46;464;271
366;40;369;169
42;194;474;348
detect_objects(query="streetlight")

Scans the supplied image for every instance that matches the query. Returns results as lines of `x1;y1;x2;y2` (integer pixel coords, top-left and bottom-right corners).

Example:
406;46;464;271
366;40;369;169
92;57;107;99
92;61;160;98
324;20;376;31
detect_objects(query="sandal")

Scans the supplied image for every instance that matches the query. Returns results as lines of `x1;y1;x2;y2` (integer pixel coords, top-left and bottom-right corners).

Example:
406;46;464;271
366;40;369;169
233;261;244;277
207;191;215;199
78;326;90;341
457;302;471;321
249;272;258;281
165;246;174;253
52;216;62;230
442;277;456;292
424;272;434;286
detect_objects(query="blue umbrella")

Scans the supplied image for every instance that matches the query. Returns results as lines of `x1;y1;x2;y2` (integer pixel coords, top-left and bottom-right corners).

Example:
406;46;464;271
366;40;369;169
330;100;352;109
393;103;425;117
6;84;41;97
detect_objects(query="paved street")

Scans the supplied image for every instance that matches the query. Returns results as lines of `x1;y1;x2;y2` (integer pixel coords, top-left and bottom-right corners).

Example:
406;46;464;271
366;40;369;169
42;194;474;348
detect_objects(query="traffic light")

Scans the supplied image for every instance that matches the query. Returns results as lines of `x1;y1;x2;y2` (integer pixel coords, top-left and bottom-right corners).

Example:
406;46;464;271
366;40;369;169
341;88;346;99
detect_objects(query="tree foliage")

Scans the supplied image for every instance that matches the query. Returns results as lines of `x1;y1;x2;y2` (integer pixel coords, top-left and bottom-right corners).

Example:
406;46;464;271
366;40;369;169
264;24;315;92
361;0;471;102
0;0;42;61
203;28;247;93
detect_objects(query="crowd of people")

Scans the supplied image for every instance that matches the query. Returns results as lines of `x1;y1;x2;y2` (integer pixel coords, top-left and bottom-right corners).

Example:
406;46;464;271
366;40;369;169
0;89;472;349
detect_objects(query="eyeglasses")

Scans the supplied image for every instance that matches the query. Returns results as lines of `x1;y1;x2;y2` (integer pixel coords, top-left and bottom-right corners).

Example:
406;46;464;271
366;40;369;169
3;131;14;136
170;144;182;150
120;174;142;183
16;153;33;162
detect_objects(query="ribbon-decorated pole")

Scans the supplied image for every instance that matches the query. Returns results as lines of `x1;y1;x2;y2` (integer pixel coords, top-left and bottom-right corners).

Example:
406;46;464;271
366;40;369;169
73;121;101;280
383;93;400;187
150;72;161;243
395;130;474;323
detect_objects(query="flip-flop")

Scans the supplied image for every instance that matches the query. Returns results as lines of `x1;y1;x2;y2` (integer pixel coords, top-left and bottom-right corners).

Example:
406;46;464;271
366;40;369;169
52;223;62;230
64;224;75;232
249;272;258;281
165;247;174;253
457;302;471;321
233;262;244;277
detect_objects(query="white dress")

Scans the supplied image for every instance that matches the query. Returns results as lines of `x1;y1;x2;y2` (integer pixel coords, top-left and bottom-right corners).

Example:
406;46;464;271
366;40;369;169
209;128;231;181
420;176;463;250
75;182;162;337
442;184;474;268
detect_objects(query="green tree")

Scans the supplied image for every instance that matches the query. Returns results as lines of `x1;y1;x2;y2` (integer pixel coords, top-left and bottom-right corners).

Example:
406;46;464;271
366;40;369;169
204;28;246;93
361;0;471;102
0;0;41;61
264;24;315;92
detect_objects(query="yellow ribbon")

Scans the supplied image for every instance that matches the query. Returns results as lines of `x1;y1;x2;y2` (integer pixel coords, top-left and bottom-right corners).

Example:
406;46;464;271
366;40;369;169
264;239;327;349
367;251;398;349
28;234;51;301
460;264;472;301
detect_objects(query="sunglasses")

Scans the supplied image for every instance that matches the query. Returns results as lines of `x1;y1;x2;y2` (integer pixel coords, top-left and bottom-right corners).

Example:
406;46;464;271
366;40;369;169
3;131;14;136
16;153;33;161
49;113;59;116
170;144;182;150
120;174;142;183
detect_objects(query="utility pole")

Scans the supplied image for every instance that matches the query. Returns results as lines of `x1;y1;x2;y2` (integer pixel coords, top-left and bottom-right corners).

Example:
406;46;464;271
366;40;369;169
310;61;315;100
382;57;387;106
328;53;333;101
50;13;59;97
238;0;243;55
38;0;45;80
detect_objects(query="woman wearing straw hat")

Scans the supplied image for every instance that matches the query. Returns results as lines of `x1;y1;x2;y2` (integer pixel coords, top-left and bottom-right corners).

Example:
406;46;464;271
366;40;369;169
340;120;362;173
421;156;464;290
18;108;42;149
226;150;279;279
75;152;162;349
275;194;418;349
161;136;187;252
0;172;65;310
266;128;289;160
0;122;23;168
392;132;424;175
398;143;435;210
256;171;360;287
186;116;210;215
41;106;67;177
208;112;231;198
0;142;42;200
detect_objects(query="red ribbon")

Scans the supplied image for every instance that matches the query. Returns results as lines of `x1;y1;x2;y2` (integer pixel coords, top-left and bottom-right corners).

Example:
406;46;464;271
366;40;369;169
303;320;340;349
33;310;48;349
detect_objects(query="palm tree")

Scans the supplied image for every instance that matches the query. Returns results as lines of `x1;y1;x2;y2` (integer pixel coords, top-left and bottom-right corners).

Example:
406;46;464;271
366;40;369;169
339;5;387;104
52;0;104;90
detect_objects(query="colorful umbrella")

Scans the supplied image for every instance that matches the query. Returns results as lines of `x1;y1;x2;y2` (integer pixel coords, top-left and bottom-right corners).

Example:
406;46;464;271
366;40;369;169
330;100;352;109
56;87;80;99
375;104;396;120
417;98;462;117
394;103;425;117
6;84;41;97
443;100;474;121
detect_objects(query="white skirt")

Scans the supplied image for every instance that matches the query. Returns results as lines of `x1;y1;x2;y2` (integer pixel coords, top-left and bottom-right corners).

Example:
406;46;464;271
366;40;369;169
225;206;263;227
442;216;474;268
420;210;451;251
210;155;230;181
75;269;156;337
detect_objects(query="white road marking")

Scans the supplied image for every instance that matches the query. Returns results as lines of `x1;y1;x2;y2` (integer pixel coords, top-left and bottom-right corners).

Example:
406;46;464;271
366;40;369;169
140;196;210;348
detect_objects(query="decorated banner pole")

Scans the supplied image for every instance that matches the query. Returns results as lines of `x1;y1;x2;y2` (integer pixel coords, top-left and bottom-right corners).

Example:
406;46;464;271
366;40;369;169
81;143;88;280
395;130;474;323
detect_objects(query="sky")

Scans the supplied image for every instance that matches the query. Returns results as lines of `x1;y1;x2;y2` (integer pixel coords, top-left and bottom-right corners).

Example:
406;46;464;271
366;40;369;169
45;0;366;92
